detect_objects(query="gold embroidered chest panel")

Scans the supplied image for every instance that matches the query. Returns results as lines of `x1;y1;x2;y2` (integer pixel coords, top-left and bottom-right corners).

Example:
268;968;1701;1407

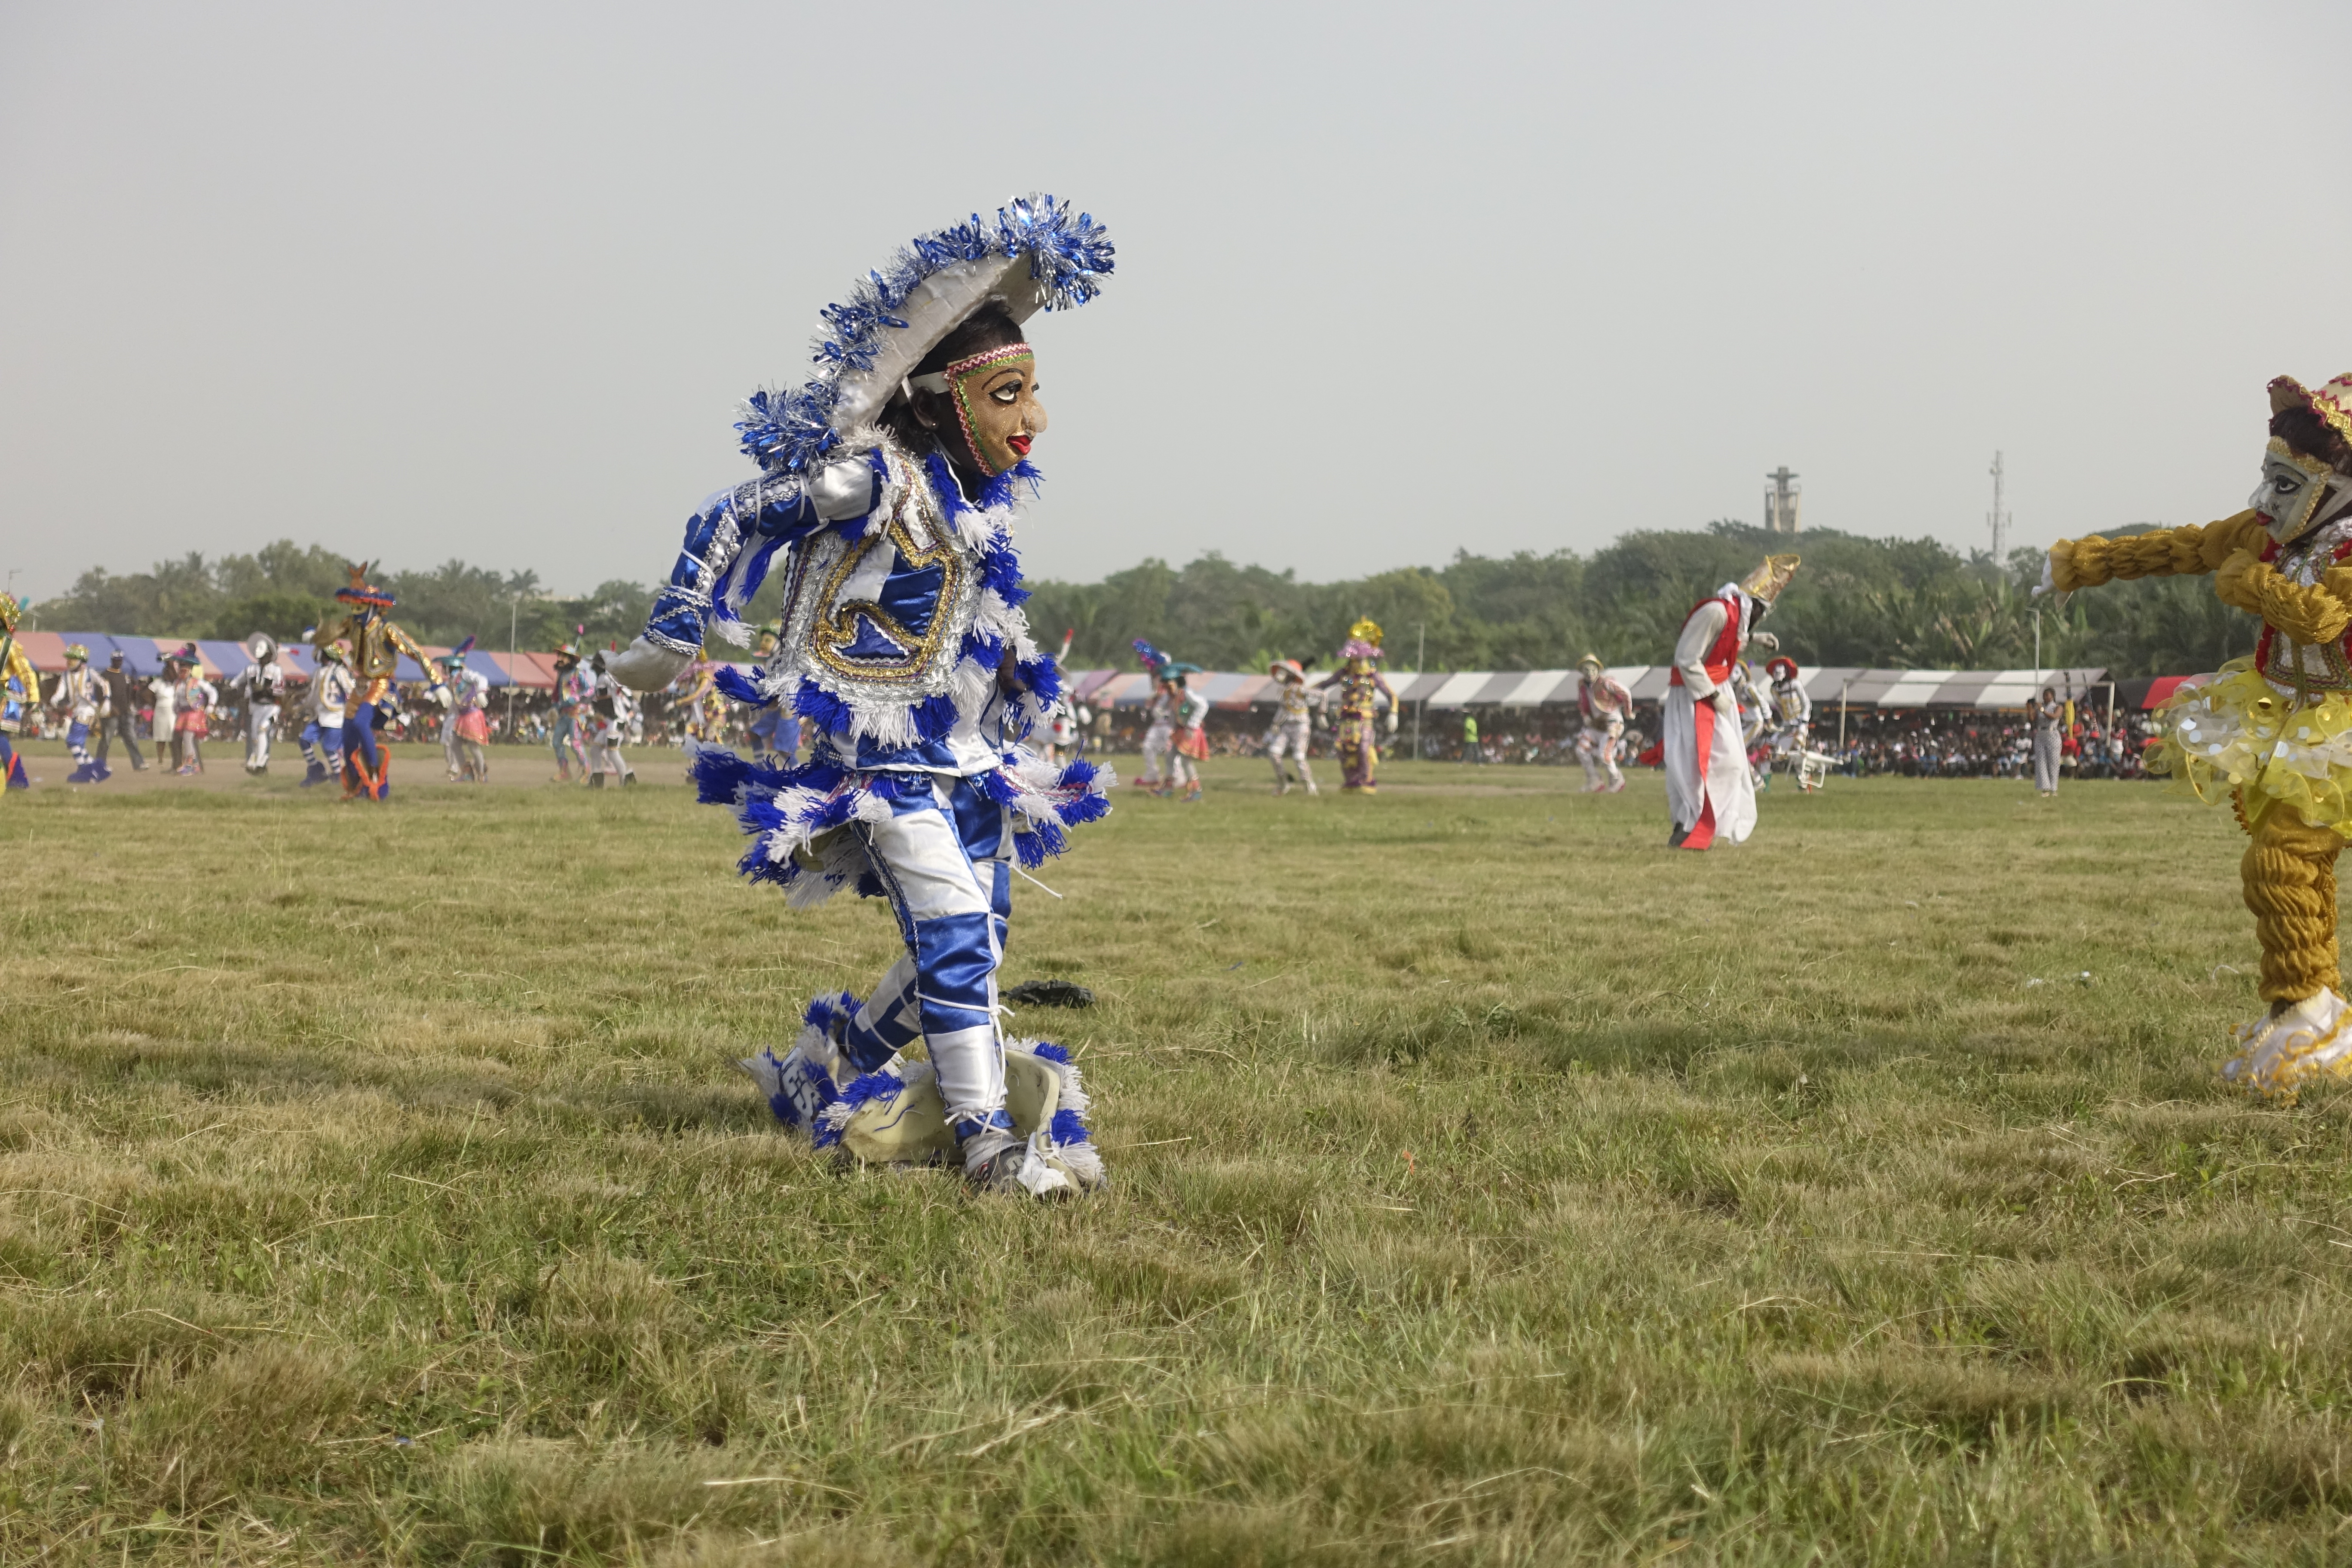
774;449;987;713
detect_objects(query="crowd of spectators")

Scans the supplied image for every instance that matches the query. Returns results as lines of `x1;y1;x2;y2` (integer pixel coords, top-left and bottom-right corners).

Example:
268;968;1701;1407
1825;709;2156;780
1086;701;2158;780
11;678;753;751
20;665;2165;783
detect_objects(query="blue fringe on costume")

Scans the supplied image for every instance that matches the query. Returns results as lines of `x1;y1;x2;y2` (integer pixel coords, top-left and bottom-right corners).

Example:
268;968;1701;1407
687;742;1114;906
811;1065;908;1151
713;665;769;706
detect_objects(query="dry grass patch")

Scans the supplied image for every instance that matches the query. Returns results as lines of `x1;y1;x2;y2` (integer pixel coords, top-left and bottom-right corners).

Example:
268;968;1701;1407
6;746;2352;1563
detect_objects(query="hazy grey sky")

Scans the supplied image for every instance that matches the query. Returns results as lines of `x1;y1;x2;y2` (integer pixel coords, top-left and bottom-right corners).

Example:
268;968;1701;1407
6;0;2351;601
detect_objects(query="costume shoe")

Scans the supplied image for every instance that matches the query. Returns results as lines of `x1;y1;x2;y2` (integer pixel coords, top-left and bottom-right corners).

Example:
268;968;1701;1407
2223;989;2352;1101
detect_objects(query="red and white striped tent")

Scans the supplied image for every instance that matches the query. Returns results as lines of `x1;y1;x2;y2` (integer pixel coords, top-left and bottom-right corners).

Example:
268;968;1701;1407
1061;666;2119;710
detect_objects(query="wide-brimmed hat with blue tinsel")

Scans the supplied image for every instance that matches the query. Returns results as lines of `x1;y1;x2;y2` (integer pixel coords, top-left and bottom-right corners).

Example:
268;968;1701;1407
734;193;1113;480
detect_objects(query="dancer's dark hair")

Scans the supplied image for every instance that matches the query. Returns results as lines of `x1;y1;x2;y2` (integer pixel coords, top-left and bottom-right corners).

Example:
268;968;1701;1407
2272;403;2352;475
877;303;1027;455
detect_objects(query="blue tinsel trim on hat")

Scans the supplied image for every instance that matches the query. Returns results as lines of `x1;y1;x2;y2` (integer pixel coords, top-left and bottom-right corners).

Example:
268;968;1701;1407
1049;1108;1090;1145
735;196;1111;478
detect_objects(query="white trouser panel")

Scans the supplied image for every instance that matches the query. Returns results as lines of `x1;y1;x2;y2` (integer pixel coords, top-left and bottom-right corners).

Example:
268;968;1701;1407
853;776;1013;1126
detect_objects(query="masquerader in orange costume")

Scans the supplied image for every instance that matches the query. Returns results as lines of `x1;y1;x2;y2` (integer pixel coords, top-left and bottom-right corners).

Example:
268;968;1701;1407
2046;374;2352;1098
311;564;447;801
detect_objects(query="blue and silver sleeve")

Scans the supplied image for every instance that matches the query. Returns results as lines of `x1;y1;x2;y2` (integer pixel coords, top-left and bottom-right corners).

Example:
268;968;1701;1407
610;472;844;693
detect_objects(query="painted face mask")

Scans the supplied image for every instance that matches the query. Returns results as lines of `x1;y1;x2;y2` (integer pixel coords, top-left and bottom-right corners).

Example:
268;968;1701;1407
939;343;1046;477
2251;438;2340;546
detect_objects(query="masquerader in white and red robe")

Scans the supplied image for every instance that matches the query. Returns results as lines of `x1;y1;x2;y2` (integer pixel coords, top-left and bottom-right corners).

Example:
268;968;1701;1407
1663;555;1797;849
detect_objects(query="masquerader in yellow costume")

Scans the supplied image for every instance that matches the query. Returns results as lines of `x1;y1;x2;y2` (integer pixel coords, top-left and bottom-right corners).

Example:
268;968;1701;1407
0;594;35;795
1311;619;1400;793
2048;373;2352;1099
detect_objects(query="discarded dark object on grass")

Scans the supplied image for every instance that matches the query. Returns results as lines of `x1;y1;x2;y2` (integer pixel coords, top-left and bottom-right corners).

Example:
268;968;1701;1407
1004;979;1095;1009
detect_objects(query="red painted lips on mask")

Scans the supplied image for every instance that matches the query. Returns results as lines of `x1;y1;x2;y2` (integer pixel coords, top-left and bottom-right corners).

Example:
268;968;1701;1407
1007;435;1032;458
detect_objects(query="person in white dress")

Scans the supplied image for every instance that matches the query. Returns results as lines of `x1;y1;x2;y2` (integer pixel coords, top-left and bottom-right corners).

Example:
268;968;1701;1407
1663;555;1797;849
149;660;178;768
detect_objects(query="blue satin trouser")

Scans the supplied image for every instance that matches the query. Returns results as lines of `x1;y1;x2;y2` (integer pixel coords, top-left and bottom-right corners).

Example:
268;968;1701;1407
845;773;1013;1128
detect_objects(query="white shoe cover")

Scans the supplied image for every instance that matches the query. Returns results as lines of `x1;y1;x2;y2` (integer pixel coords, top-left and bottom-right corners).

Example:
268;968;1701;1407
2223;988;2352;1100
812;1038;1105;1191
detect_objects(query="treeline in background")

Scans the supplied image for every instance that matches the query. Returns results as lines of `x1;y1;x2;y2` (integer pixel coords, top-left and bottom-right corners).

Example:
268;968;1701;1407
30;542;655;654
31;522;2257;678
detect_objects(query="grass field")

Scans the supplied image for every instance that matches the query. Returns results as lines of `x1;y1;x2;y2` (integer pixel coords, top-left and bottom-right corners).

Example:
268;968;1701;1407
6;739;2352;1565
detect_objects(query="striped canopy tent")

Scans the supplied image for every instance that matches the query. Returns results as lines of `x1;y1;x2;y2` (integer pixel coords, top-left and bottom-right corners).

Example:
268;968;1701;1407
399;646;548;687
1061;665;2121;711
2111;673;2216;710
1784;666;2109;709
261;644;560;686
195;640;254;677
1088;672;1157;707
114;637;233;677
20;633;162;675
11;630;586;689
13;631;75;672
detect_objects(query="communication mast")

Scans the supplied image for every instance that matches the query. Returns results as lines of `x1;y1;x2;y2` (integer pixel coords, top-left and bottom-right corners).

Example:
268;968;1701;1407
1988;451;2010;561
1763;466;1801;534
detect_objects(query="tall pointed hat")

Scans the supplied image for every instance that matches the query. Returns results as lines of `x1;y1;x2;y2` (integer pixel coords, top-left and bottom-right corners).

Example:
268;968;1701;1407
1740;555;1800;604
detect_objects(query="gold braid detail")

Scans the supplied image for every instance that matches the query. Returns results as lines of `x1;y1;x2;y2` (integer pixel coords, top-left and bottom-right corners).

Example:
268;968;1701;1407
2051;511;2264;591
2242;803;2345;1004
385;621;448;701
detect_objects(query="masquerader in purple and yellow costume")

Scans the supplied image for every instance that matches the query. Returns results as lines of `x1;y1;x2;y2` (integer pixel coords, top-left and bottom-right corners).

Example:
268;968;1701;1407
2048;373;2352;1099
1312;619;1399;793
312;564;445;801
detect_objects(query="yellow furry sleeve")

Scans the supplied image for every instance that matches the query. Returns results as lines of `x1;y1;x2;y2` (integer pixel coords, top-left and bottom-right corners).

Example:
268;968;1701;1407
2212;552;2352;647
2051;511;2266;591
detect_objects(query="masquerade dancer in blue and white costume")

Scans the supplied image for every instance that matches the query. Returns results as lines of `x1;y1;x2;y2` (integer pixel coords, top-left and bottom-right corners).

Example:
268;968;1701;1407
606;195;1115;1199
